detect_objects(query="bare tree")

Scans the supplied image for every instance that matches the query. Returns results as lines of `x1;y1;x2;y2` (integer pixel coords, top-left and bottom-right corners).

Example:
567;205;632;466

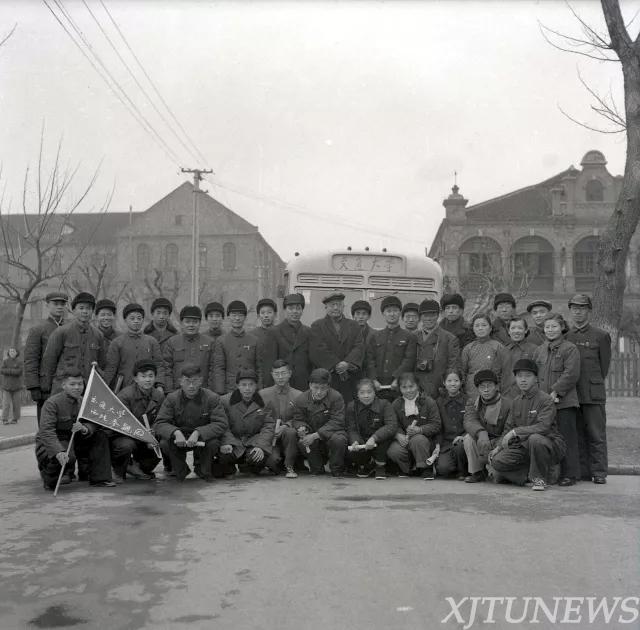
0;135;112;346
62;246;128;303
541;0;640;344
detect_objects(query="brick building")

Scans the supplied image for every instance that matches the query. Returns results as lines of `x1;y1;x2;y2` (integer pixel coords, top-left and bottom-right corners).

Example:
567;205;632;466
1;181;284;338
428;150;638;312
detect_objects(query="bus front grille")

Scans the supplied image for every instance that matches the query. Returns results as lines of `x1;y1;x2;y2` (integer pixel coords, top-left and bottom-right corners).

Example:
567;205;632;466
369;276;435;289
297;274;364;286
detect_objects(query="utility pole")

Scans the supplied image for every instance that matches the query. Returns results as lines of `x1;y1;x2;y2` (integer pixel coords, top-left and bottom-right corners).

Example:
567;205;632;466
181;167;213;304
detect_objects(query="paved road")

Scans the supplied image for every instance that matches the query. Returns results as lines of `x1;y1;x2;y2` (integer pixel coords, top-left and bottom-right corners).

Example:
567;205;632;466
1;445;639;630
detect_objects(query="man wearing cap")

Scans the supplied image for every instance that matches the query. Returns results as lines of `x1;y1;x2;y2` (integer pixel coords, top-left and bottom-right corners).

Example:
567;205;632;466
439;293;474;348
24;291;68;424
309;292;364;403
565;294;611;484
351;300;374;344
291;367;348;476
144;297;178;349
366;296;417;400
103;303;165;392
253;298;278;340
94;298;120;347
41;292;107;394
492;293;517;346
154;363;228;482
414;299;460;399
204;301;225;340
261;293;312;392
163;306;217;392
117;359;165;479
215;300;262;394
401;303;420;334
526;300;552;346
489;359;566;491
462;369;512;483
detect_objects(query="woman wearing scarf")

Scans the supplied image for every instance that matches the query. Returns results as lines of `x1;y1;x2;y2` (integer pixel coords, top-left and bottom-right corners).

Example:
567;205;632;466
434;369;468;479
462;369;512;483
533;313;580;487
387;372;441;479
219;369;277;475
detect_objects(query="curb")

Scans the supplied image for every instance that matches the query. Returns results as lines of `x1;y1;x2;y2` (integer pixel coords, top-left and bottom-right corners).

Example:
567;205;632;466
0;433;36;451
608;464;640;476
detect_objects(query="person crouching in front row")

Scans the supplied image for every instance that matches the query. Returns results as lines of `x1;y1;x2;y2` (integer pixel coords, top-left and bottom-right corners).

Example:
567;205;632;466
346;378;398;479
219;369;278;475
489;359;566;491
154;363;228;482
434;369;468;479
35;369;115;490
291;368;348;477
386;372;441;479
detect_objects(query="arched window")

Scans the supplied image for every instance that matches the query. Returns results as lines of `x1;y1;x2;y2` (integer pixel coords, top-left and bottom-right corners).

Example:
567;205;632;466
586;179;604;202
511;236;554;291
574;236;599;291
137;243;151;272
165;243;178;269
222;242;236;271
459;237;502;277
199;242;208;269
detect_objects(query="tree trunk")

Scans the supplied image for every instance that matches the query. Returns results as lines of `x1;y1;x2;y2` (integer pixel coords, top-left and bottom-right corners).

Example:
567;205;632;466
12;299;28;349
592;10;640;350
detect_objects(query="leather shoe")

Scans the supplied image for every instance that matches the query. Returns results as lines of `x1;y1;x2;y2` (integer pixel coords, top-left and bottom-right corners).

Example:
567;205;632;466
558;477;576;487
593;476;607;484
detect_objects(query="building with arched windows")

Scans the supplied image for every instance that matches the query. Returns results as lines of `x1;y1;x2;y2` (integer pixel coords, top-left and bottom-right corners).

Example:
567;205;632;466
429;150;640;311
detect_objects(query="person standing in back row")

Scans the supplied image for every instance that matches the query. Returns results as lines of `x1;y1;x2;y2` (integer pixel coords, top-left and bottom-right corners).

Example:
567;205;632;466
144;297;178;350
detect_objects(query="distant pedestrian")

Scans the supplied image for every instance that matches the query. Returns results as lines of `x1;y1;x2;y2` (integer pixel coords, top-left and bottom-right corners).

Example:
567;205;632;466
1;347;23;424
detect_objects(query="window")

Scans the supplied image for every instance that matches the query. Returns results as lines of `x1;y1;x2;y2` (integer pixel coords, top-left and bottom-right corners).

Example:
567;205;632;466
165;243;178;269
199;242;208;269
137;243;151;272
222;242;236;271
586;179;604;202
511;236;554;291
174;215;183;226
574;236;599;291
459;237;502;277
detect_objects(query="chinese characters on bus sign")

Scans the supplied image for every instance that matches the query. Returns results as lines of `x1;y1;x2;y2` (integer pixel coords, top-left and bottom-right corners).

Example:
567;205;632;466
332;254;403;273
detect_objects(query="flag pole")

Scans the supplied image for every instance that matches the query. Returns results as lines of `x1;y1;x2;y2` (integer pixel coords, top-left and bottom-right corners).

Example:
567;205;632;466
53;429;77;497
142;413;162;459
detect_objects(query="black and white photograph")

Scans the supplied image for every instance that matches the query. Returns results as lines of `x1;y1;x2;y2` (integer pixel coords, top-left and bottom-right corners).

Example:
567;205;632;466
0;1;639;629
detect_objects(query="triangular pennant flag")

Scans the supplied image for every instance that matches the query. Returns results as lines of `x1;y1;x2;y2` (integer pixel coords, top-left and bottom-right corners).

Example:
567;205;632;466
78;366;159;446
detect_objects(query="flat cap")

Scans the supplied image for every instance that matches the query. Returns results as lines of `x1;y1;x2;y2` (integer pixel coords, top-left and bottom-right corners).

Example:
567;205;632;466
380;296;402;313
71;292;96;310
256;298;277;313
45;291;69;303
568;294;593;309
419;299;441;314
441;293;464;309
204;301;225;317
493;293;516;310
526;300;552;313
150;297;173;314
95;298;117;314
123;303;145;319
401;302;420;316
473;369;499;387
180;305;202;320
512;358;538;375
322;292;345;305
351;299;372;315
309;368;331;385
227;300;248;316
283;293;305;308
133;359;157;375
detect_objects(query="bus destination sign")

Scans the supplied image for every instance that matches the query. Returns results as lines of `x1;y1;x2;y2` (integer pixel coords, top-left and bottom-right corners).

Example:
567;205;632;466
332;254;403;273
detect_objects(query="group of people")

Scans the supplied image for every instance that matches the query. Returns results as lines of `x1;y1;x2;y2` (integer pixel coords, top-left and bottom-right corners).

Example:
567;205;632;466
27;287;611;492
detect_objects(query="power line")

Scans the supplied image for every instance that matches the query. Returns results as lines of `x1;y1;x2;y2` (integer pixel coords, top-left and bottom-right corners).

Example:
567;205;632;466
81;0;203;166
99;0;210;166
43;0;182;166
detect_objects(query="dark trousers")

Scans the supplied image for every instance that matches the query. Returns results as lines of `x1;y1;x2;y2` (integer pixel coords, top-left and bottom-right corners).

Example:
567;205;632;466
577;403;608;478
491;434;556;485
331;374;357;404
133;443;162;474
387;434;433;473
160;437;220;480
556;407;580;480
346;439;391;469
435;441;467;477
35;441;76;489
277;427;300;468
110;435;137;477
218;448;279;474
36;399;46;427
300;432;348;474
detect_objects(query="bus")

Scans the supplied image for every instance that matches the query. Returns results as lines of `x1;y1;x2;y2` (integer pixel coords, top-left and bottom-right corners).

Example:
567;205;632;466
283;248;443;328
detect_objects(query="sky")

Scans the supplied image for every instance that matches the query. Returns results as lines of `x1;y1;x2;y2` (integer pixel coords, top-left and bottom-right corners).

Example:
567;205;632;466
0;0;637;264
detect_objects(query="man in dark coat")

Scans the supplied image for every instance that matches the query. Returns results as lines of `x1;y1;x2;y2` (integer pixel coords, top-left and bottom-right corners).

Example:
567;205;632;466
565;294;612;484
35;369;115;489
491;292;516;346
526;300;552;346
439;293;474;348
94;298;120;347
144;297;178;349
261;293;312;391
366;296;417;401
24;291;68;425
489;359;566;490
291;368;348;476
41;292;107;395
154;363;228;482
163;306;217;392
401;303;420;334
414;299;460;398
351;299;374;345
204;301;225;340
309;292;364;403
